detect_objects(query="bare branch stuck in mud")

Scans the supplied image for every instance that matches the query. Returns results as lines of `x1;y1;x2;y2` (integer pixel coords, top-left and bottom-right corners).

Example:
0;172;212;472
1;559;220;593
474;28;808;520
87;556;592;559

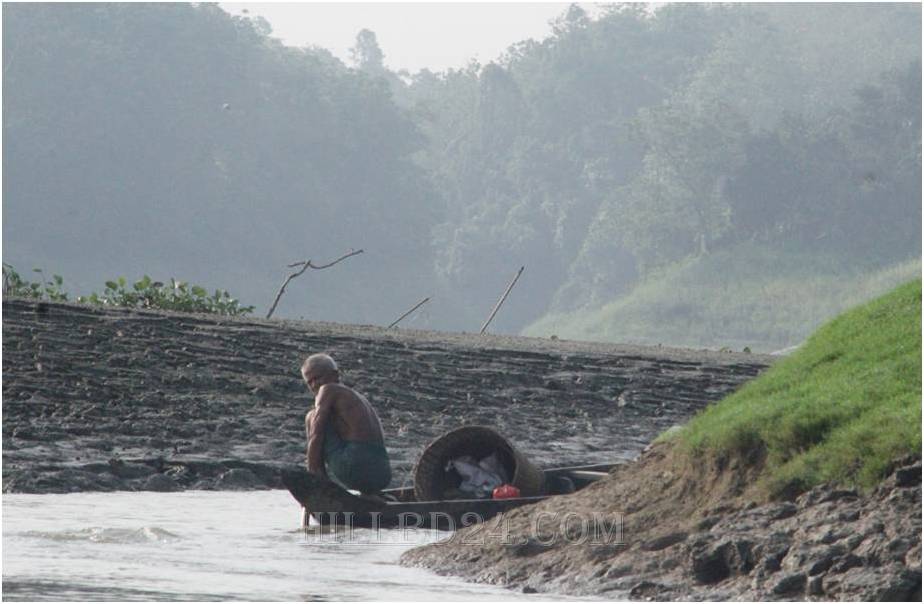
480;266;524;334
266;248;364;319
388;296;431;329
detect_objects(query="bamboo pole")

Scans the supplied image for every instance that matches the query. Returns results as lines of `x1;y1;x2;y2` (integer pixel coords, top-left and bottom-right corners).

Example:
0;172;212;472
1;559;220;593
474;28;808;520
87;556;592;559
480;266;524;334
388;296;431;329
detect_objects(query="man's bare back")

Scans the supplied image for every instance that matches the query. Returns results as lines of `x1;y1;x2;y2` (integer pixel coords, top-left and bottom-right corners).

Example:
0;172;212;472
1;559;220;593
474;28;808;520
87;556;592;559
308;383;385;444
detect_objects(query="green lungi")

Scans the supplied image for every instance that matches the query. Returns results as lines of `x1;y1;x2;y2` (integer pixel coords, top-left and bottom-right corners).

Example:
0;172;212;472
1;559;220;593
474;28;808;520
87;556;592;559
323;425;392;494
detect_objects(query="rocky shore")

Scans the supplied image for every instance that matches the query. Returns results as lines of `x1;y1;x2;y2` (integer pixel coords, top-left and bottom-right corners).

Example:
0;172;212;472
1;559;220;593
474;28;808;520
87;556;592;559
3;298;770;494
401;445;922;601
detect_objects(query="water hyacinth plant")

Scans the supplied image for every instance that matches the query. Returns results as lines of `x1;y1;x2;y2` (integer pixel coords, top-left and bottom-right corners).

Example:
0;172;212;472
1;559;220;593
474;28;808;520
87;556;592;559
3;264;253;316
2;264;69;302
78;276;255;316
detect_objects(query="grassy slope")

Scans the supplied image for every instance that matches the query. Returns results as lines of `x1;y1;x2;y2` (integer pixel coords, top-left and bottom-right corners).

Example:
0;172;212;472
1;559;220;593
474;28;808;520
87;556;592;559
524;245;921;352
670;279;921;496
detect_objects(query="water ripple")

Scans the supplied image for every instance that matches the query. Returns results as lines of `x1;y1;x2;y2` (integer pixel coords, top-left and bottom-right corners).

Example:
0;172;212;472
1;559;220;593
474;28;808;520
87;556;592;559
21;526;181;544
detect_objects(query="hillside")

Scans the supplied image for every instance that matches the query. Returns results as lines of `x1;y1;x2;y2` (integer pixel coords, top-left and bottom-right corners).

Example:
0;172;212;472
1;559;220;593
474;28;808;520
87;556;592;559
526;249;921;352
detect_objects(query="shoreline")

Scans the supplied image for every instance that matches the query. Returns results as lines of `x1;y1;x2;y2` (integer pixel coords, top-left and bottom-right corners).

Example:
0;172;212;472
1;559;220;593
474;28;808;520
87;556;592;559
4;297;919;600
401;444;922;601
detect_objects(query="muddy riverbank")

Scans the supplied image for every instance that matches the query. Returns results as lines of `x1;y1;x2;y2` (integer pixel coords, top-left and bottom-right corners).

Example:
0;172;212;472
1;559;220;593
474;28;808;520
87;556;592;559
2;298;771;494
401;444;922;601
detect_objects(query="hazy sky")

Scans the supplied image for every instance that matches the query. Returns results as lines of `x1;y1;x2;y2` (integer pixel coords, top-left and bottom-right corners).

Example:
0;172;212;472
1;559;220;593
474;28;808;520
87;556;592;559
219;2;604;73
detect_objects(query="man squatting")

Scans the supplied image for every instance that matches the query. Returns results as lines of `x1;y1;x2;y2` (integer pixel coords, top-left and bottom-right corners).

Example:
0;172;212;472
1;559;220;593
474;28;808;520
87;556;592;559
302;353;391;494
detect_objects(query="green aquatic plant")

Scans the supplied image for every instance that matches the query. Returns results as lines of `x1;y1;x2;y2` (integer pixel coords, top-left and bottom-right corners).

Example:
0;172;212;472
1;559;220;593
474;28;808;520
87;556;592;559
2;264;253;316
78;276;254;316
2;264;69;302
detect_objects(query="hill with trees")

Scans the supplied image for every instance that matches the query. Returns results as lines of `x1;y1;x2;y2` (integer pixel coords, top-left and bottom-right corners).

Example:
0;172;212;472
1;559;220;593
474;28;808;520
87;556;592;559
3;3;920;348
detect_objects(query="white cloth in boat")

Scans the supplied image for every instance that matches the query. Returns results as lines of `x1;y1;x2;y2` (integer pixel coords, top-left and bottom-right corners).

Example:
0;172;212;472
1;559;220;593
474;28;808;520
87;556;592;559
446;453;509;498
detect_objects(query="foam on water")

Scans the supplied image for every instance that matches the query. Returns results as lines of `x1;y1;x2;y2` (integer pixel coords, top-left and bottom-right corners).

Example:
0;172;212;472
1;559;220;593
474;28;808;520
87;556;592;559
21;526;182;544
2;490;578;601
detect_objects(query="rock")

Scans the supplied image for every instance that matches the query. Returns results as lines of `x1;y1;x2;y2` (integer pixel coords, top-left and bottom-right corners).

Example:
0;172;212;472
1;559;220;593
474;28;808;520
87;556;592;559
807;551;841;575
521;586;537;594
603;564;633;579
797;486;858;507
783;543;846;575
215;468;262;490
807;574;824;596
642;531;688;551
821;489;859;503
143;473;180;492
887;536;914;558
829;553;863;574
854;533;892;564
894;465;921;487
767;502;798;521
772;572;806;595
877;567;922;601
757;550;787;573
689;538;754;584
629;580;665;599
833;565;921;601
837;509;860;522
884;486;919;507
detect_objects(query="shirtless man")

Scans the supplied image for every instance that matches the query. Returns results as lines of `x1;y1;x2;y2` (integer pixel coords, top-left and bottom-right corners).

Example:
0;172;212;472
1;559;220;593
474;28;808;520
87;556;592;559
302;353;391;494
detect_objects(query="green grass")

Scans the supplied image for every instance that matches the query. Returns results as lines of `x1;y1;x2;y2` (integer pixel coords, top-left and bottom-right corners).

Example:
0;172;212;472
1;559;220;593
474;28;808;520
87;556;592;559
524;245;921;352
669;279;921;496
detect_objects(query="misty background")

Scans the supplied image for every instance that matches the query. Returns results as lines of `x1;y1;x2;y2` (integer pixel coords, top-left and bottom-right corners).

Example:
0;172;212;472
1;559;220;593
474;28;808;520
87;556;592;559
2;3;921;351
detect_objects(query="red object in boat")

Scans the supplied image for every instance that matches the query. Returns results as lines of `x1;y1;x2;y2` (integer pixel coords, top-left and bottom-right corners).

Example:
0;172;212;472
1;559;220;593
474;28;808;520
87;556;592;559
493;484;520;499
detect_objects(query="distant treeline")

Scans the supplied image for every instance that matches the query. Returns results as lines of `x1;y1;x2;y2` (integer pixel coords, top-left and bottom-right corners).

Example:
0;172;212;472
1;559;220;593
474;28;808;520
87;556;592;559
3;3;920;335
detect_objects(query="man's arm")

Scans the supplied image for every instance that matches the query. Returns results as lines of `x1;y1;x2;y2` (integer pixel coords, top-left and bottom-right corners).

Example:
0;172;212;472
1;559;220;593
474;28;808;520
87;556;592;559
304;410;315;469
306;386;335;477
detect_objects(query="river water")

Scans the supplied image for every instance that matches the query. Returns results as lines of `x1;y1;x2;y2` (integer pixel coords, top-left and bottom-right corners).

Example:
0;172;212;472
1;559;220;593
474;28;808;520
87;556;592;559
2;490;566;601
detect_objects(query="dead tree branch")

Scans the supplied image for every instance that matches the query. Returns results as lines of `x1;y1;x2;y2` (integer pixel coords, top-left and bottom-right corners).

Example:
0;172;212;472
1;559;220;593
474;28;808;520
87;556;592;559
266;248;364;319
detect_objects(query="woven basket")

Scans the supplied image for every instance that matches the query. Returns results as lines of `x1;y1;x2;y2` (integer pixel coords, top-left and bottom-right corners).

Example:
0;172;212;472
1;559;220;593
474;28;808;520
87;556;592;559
413;425;545;501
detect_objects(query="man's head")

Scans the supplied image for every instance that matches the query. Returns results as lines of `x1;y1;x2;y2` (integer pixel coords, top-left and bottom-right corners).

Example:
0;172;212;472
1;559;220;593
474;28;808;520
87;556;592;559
301;353;339;393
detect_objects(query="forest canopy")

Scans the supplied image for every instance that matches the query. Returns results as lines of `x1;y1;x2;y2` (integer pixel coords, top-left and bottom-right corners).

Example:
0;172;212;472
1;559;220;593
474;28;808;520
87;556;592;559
3;3;920;350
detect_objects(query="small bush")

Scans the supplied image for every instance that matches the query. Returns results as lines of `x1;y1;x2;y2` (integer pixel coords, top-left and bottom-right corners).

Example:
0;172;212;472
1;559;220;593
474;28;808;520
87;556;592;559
78;275;254;316
3;264;254;316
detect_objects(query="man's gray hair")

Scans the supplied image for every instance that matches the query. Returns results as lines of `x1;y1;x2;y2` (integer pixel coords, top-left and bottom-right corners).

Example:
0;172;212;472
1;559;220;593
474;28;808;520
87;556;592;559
302;353;338;377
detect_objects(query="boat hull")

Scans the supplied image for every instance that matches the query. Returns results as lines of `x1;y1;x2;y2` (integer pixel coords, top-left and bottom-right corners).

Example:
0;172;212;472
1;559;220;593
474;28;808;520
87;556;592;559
281;463;616;530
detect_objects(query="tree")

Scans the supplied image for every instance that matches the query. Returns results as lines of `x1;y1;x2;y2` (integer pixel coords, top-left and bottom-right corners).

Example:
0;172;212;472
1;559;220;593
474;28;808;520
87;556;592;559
350;29;385;72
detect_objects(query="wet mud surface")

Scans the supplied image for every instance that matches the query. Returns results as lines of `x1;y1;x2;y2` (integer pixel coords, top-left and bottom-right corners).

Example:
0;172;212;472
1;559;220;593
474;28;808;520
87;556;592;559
402;447;922;601
3;299;772;493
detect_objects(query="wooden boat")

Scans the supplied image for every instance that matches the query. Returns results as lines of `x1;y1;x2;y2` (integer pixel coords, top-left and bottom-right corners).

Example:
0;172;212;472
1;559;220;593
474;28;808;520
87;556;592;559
281;462;617;530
